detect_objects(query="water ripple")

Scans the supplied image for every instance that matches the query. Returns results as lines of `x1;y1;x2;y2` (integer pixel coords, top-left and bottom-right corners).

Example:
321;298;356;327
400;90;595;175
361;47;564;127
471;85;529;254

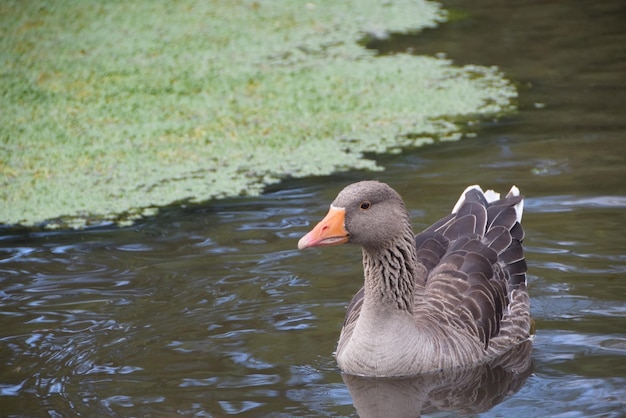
527;195;626;212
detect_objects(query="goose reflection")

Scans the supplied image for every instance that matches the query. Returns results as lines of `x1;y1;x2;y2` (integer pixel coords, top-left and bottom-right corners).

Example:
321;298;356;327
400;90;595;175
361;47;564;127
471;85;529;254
342;340;533;417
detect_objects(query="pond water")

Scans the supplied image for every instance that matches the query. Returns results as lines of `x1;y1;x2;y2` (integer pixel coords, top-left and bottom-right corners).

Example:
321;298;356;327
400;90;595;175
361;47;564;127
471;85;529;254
2;0;626;416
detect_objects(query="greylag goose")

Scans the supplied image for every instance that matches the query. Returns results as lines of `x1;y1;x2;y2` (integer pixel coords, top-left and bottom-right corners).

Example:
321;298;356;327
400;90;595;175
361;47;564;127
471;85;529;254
298;181;531;377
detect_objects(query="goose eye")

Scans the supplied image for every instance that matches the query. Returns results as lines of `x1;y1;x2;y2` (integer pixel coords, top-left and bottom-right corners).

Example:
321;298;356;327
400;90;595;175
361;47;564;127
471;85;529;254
359;201;371;210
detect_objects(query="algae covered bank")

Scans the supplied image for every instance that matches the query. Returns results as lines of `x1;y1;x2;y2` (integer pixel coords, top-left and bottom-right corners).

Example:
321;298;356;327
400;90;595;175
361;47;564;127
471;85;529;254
0;0;516;227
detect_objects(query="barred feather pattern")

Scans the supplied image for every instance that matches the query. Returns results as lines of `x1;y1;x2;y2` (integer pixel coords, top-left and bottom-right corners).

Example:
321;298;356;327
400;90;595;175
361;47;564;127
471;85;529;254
362;226;419;312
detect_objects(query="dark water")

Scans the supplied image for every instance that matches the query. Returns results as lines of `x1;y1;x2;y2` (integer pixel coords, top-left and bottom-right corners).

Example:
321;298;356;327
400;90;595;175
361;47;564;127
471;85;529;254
2;0;626;416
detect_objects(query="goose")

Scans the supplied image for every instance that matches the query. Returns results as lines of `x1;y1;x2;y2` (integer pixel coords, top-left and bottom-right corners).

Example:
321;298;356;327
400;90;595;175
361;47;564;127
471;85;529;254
298;181;531;377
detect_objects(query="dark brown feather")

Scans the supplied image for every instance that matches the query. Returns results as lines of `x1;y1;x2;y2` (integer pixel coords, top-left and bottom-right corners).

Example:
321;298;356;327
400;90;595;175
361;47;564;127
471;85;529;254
487;206;518;231
442;215;477;241
482;226;513;254
510;222;525;241
343;287;364;327
414;232;449;257
416;248;445;271
455;201;488;234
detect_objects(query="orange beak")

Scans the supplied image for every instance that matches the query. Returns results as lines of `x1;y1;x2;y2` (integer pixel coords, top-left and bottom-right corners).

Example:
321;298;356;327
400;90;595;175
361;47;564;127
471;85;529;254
298;206;349;249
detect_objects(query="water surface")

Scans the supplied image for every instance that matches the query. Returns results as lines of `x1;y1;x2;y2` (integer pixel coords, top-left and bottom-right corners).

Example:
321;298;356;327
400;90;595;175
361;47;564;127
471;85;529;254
2;0;626;416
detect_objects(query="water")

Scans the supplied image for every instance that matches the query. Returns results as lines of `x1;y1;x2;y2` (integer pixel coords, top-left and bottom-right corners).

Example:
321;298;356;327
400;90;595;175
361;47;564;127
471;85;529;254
2;0;626;416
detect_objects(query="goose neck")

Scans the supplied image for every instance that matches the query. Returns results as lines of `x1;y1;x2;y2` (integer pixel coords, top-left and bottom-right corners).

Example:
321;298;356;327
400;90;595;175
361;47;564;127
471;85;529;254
361;232;418;314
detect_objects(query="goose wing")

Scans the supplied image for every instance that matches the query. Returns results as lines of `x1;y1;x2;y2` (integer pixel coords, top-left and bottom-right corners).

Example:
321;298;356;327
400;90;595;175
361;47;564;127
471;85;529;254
415;186;527;347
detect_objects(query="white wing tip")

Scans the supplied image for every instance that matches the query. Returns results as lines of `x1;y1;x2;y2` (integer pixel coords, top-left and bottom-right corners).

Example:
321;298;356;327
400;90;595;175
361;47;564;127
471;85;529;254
451;185;482;214
452;184;524;223
508;185;524;223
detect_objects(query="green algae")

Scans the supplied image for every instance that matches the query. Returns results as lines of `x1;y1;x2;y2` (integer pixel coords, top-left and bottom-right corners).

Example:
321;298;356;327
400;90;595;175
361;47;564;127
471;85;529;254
0;0;516;228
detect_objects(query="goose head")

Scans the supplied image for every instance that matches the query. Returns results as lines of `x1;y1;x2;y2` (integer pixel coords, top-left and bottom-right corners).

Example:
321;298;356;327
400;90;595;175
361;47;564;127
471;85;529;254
298;181;411;251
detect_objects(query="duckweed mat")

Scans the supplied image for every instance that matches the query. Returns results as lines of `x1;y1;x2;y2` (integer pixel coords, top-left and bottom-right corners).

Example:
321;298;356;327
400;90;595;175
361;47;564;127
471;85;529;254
1;0;516;227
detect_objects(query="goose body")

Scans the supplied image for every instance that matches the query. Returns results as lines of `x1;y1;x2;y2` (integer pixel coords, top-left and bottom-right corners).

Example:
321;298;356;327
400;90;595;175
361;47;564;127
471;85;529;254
298;181;531;377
